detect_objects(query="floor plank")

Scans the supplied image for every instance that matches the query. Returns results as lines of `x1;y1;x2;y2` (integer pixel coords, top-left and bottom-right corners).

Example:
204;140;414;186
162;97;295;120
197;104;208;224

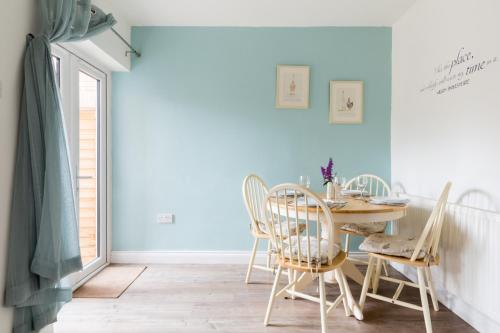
54;264;477;333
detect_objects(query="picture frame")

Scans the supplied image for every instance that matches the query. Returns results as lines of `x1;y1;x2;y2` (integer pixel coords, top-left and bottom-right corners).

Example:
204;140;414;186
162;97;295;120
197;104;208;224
329;80;364;124
275;65;310;109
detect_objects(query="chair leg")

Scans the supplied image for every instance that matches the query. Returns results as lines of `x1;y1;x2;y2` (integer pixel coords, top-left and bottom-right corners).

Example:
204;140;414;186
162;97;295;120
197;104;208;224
245;238;259;284
382;260;389;276
287;268;297;299
266;239;272;269
417;268;433;333
344;234;351;255
425;267;439;311
359;256;375;310
318;273;328;333
372;258;382;293
264;265;282;326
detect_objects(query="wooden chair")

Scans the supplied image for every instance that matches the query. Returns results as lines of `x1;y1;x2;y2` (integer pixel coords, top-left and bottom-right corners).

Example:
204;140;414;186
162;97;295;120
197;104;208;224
242;174;274;283
341;174;391;277
359;182;452;333
262;183;351;333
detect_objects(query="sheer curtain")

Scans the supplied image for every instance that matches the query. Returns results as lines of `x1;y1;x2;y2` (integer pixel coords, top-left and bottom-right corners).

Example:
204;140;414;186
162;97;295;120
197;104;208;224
4;1;115;332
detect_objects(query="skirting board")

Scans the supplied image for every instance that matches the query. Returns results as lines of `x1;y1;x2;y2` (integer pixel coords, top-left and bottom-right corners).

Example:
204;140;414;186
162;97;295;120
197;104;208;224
111;250;368;265
391;262;500;333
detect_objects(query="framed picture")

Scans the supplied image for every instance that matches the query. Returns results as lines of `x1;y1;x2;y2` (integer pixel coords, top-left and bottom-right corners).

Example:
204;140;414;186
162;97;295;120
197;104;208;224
329;80;364;124
275;65;310;109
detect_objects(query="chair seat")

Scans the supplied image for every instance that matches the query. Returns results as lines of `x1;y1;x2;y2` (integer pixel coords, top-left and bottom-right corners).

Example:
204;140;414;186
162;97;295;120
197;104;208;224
340;222;387;236
284;236;341;264
359;233;428;259
368;252;439;267
280;250;346;273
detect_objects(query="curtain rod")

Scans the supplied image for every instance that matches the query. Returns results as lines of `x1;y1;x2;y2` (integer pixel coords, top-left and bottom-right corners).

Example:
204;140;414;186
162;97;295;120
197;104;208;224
111;28;141;57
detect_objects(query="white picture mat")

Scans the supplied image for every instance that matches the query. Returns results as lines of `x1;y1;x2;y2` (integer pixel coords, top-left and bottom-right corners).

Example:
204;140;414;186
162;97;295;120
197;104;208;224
329;80;364;124
275;65;310;109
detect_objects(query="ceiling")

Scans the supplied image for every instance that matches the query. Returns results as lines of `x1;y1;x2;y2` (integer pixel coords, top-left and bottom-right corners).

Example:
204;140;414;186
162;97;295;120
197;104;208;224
103;0;416;27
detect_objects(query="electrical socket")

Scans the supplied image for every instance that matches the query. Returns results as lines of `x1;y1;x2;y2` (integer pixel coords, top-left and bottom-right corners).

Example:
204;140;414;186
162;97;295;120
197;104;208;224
157;213;174;224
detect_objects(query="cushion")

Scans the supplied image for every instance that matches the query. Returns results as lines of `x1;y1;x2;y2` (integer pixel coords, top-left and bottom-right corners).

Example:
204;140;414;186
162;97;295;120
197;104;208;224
359;233;427;259
284;236;341;264
340;222;387;236
259;221;302;237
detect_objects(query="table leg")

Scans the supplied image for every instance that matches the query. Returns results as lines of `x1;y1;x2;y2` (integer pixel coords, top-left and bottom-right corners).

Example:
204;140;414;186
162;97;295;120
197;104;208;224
324;221;342;283
324;260;364;285
321;221;364;320
341;260;365;285
324;222;364;285
339;268;364;320
290;272;315;292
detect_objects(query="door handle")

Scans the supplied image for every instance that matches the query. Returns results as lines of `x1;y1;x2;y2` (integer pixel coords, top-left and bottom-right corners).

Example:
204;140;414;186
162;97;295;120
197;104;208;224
78;175;94;179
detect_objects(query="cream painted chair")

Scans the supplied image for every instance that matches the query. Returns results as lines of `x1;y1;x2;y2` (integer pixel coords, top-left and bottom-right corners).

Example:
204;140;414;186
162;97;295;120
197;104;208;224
242;174;274;283
341;174;391;276
359;182;452;333
262;183;351;333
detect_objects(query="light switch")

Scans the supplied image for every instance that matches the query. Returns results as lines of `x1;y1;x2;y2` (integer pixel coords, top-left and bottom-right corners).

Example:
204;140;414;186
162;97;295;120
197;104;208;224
157;213;174;224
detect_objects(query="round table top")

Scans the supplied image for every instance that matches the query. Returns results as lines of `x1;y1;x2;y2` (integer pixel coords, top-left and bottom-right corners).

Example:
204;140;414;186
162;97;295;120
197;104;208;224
272;193;408;215
327;196;407;214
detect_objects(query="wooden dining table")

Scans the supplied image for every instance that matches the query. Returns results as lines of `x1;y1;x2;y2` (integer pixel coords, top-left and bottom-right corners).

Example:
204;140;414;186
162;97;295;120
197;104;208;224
323;195;407;285
270;193;408;320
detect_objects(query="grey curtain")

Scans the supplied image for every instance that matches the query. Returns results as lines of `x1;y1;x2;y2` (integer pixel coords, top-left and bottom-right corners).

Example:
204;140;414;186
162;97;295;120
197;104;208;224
4;1;115;332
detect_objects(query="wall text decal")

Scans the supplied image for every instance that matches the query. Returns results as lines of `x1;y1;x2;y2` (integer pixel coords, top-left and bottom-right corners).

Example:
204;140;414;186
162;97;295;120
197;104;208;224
420;47;497;95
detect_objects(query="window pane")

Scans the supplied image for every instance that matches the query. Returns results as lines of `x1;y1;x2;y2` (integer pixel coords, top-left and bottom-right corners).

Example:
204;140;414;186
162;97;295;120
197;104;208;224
78;71;100;266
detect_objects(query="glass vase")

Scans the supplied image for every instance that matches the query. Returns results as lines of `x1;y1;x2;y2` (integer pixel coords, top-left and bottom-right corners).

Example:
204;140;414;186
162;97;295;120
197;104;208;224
326;182;334;200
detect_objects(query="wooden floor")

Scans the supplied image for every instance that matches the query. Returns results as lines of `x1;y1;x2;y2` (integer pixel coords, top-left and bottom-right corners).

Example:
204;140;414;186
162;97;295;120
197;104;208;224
54;264;476;333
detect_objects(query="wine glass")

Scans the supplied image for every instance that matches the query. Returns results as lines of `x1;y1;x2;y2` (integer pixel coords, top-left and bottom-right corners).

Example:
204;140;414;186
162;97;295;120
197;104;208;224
391;190;401;198
357;175;367;198
299;175;310;189
340;176;347;189
338;176;347;198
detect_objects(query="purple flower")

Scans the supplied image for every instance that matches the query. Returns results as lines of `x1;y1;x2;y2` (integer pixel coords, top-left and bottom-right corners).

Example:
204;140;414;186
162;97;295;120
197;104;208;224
321;158;335;185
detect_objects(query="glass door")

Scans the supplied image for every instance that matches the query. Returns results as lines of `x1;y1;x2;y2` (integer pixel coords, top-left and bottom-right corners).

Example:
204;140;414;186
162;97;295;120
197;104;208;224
72;60;108;283
52;45;108;285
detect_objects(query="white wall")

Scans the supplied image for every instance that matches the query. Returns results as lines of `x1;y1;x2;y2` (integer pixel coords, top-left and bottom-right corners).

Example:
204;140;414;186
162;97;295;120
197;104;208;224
392;0;500;331
392;0;500;206
0;0;38;331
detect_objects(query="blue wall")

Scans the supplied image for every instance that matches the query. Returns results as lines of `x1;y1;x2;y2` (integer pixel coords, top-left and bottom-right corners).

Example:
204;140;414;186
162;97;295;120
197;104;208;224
112;27;391;251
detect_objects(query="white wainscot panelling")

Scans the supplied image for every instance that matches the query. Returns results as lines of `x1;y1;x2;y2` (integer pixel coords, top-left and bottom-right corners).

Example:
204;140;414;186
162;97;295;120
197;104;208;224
391;193;500;333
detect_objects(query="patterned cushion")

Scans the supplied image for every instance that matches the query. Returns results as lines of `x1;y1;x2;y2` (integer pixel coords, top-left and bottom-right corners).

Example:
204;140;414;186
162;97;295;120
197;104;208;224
359;233;427;259
340;222;387;236
284;236;341;264
259;221;302;237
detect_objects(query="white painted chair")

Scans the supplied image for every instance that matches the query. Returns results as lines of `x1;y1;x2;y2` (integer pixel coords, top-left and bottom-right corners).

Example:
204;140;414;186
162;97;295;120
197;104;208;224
359;182;452;333
242;174;274;283
341;174;391;275
262;183;351;333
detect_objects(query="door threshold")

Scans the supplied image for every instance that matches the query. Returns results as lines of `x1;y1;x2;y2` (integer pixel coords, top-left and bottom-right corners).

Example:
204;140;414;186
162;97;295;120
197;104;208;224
72;262;110;291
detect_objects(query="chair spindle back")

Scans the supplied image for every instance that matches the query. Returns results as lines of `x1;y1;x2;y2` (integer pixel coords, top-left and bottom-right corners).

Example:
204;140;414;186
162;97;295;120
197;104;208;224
345;174;390;196
242;174;269;235
410;182;452;262
263;183;336;269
